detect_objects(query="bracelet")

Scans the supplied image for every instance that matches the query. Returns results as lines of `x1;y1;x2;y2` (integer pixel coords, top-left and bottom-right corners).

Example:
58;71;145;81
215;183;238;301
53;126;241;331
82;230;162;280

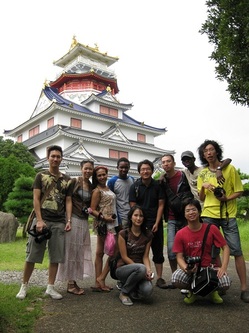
67;219;71;223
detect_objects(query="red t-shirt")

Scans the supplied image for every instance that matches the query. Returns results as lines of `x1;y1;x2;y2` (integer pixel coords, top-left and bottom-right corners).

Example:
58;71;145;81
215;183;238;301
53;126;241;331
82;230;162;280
173;223;227;267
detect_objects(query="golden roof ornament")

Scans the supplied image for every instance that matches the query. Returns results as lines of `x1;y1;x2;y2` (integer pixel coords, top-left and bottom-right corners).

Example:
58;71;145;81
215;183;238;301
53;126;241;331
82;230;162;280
106;86;111;92
43;80;50;88
70;35;77;49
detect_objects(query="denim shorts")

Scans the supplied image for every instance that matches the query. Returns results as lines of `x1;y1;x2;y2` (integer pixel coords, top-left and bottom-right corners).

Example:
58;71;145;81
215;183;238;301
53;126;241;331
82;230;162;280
26;219;66;264
202;217;243;257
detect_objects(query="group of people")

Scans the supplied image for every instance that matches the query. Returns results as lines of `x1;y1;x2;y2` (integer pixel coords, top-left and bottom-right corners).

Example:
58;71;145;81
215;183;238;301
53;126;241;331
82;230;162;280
16;140;249;306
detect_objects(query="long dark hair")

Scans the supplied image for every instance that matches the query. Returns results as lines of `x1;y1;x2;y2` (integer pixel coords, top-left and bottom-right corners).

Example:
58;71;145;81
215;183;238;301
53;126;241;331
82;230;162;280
92;166;108;189
127;205;148;234
197;139;223;166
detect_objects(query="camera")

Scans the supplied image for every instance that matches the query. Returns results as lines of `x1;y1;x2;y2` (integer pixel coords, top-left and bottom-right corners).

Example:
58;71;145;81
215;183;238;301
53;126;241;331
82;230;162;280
28;226;52;243
82;206;89;215
82;207;93;215
213;187;226;198
185;256;201;269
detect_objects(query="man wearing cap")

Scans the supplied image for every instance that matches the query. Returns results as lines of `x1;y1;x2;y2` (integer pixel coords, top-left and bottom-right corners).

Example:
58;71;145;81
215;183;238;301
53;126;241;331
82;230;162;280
181;151;231;208
181;151;203;204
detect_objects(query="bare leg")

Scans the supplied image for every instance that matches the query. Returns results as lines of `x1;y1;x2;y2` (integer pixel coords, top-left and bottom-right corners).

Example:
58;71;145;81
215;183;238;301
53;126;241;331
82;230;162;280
93;236;104;288
154;263;163;280
235;255;247;291
96;258;112;291
48;263;58;285
23;262;35;283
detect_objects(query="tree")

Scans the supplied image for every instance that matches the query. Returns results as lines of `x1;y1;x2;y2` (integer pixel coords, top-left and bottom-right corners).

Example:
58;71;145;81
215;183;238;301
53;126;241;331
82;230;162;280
0;136;36;165
237;169;249;220
4;175;34;228
200;0;249;106
0;155;36;210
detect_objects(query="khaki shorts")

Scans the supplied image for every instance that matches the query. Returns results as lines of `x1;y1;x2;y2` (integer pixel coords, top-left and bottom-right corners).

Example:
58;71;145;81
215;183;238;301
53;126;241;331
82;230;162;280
26;219;65;264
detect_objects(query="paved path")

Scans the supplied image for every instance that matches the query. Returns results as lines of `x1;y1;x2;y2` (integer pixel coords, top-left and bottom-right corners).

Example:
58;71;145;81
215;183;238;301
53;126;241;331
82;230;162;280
28;236;249;332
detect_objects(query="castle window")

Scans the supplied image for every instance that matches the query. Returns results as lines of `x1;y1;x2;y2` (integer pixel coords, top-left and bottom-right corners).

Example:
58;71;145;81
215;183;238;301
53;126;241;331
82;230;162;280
71;118;82;128
100;105;118;118
109;149;128;159
137;133;146;142
17;134;23;143
47;117;54;128
29;125;39;138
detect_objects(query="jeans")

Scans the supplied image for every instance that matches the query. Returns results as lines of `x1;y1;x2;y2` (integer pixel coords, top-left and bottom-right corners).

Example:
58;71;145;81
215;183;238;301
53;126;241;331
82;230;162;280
167;219;185;260
116;263;153;299
202;217;242;256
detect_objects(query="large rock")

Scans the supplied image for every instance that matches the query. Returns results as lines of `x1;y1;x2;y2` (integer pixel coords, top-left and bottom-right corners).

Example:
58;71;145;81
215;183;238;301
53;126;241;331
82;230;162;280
0;211;19;243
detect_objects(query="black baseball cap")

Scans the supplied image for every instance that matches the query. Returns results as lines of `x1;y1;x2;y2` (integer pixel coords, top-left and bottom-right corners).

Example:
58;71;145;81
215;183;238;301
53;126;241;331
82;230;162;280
181;151;194;160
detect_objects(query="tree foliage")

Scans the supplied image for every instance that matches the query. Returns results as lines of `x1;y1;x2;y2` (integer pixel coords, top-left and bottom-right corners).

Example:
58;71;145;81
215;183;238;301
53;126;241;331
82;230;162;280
4;175;34;225
200;0;249;106
237;169;249;219
0;137;37;210
0;136;36;165
0;155;36;210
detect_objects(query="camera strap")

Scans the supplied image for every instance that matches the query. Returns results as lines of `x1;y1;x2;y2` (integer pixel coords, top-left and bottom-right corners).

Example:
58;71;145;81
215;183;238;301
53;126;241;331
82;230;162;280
196;224;212;276
220;201;229;222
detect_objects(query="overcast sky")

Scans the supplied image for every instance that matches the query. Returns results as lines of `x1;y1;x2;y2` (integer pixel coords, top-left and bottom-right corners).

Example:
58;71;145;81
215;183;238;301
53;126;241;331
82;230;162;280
1;1;249;173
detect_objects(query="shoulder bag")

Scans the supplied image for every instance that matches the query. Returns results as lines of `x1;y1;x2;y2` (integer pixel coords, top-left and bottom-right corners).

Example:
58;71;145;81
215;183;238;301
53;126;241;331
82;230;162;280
191;224;219;297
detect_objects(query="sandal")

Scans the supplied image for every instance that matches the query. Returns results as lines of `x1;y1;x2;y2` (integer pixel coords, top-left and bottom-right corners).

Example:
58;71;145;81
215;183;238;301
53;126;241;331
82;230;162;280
67;281;85;295
91;286;111;292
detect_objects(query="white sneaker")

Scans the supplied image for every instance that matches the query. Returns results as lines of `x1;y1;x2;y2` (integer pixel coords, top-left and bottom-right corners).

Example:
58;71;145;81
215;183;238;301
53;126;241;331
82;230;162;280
16;283;28;300
181;289;189;295
116;281;122;291
45;285;63;300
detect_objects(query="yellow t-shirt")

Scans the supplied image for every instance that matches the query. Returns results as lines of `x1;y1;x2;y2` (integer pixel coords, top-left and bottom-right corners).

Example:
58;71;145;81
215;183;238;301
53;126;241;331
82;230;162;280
197;164;243;219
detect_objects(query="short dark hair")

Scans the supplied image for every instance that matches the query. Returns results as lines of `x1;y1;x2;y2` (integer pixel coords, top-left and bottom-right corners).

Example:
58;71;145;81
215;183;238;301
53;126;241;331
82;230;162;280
182;198;202;215
80;160;94;168
47;145;63;158
161;154;175;162
137;159;154;173
197;139;223;165
117;157;130;167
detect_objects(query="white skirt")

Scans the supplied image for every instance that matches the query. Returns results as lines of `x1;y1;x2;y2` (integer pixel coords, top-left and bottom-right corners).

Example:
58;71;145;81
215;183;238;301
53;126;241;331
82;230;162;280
56;215;94;281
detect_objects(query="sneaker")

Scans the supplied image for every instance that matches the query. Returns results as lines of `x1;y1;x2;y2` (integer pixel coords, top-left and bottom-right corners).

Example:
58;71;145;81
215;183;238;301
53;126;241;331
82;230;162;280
240;290;249;303
16;283;28;300
156;278;168;289
181;289;189;295
184;292;197;304
119;292;133;306
210;290;223;304
116;281;122;291
45;285;63;300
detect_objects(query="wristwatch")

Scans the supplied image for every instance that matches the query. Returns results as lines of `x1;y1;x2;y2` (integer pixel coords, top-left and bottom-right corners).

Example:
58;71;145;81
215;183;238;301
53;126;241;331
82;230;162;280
217;166;222;171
